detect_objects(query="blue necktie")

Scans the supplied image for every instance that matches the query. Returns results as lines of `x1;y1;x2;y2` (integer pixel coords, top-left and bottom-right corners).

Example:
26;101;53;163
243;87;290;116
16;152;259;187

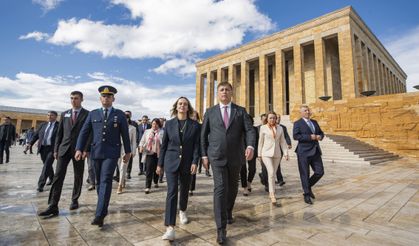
308;120;315;133
43;123;52;145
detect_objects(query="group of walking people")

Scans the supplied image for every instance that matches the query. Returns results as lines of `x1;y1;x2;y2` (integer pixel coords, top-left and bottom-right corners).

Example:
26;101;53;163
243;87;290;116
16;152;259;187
1;81;325;245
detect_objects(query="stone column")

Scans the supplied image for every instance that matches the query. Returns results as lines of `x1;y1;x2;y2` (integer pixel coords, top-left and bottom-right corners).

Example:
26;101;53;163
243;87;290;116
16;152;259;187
240;60;249;110
361;43;370;92
382;64;388;94
31;119;37;128
16;119;22;134
259;54;268;115
205;70;215;108
314;38;326;100
376;59;383;95
353;36;363;97
338;30;356;98
367;49;376;93
373;55;380;95
217;68;222;85
228;65;233;84
292;44;303;111
273;50;284;115
195;71;204;116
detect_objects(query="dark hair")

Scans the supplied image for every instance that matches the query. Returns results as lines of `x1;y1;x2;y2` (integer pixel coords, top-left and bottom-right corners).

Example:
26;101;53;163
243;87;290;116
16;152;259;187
170;96;195;118
260;113;267;118
142;115;148;119
48;111;58;116
151;118;162;128
193;111;201;122
5;116;11;119
125;110;132;115
70;91;83;99
217;81;233;90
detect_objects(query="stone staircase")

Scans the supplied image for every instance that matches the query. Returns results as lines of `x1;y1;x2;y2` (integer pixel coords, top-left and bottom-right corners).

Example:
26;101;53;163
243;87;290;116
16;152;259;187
278;116;400;165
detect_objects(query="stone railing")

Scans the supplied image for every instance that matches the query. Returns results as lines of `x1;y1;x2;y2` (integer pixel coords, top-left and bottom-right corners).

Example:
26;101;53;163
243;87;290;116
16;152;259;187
291;92;419;158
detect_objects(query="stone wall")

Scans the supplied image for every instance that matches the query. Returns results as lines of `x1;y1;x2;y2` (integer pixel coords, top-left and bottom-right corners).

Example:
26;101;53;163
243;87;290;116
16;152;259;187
291;92;419;158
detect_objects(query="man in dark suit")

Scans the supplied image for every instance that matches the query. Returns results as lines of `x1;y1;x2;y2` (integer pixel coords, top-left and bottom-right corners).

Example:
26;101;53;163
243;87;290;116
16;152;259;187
201;82;256;244
137;115;151;175
293;105;324;205
0;116;16;164
75;85;131;227
38;91;90;217
28;111;59;192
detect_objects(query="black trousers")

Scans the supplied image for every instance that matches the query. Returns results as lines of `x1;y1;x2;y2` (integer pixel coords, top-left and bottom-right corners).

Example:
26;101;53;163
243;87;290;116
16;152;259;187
138;153;145;173
240;158;256;188
0;140;10;163
297;151;324;195
126;154;134;176
211;164;241;230
165;168;191;226
48;151;85;207
145;154;159;188
38;146;55;189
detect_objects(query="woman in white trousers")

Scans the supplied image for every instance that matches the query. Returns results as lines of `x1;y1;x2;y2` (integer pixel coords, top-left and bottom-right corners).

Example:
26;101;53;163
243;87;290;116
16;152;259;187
258;111;289;203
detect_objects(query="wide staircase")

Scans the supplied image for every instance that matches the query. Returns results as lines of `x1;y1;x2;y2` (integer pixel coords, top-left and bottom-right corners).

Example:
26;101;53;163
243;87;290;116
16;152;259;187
278;116;400;165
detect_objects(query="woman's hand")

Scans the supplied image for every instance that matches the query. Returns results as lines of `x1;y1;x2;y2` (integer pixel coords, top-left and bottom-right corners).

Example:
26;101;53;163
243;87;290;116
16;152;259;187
284;155;289;161
156;165;163;176
190;164;197;175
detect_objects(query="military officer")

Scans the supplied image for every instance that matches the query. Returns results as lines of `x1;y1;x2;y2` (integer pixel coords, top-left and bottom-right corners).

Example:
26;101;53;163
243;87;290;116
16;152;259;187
75;85;131;227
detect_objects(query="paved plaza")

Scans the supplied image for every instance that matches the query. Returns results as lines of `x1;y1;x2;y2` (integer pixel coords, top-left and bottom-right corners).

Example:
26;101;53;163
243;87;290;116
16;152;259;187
0;145;418;245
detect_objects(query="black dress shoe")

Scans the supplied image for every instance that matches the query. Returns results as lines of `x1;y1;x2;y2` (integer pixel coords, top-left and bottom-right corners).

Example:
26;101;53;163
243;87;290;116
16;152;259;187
46;180;52;186
279;181;286;186
87;185;95;191
127;174;131;179
309;191;316;199
37;187;44;192
265;186;269;192
227;218;235;224
91;217;104;227
69;200;79;210
38;206;59;216
112;176;119;182
304;195;313;204
217;229;226;244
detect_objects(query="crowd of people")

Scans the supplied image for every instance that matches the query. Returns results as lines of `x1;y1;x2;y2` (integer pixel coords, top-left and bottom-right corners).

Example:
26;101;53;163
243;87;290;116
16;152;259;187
0;82;325;244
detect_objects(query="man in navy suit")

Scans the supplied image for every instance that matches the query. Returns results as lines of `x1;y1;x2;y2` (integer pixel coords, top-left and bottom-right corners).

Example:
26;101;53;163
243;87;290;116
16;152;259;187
28;111;59;192
293;105;324;204
75;85;131;227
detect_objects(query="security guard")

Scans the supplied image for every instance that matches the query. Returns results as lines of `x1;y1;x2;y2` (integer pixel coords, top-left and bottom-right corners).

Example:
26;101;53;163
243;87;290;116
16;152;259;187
75;85;131;227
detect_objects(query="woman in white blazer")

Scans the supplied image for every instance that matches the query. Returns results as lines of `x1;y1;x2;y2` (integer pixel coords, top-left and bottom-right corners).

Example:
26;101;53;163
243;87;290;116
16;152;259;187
258;111;289;204
117;115;138;194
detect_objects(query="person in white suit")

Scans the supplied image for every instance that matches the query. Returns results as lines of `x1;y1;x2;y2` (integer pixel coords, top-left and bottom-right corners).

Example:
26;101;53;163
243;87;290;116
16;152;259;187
117;113;137;194
258;111;289;204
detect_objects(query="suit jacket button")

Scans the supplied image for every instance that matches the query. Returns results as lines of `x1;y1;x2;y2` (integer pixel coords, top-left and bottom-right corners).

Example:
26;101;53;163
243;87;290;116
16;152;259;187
104;126;107;128
179;155;182;158
103;132;106;135
102;139;105;141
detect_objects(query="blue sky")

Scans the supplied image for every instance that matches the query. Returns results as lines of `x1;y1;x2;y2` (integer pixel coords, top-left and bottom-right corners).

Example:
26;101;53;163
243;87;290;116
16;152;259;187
1;0;418;119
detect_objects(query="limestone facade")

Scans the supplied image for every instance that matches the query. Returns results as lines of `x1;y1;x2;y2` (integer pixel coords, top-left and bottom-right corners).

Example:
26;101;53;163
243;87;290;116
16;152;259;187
291;92;419;159
195;6;407;118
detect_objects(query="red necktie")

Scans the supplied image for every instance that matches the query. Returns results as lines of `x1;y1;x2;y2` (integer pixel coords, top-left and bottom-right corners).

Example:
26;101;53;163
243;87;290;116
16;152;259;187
72;111;78;124
223;106;229;129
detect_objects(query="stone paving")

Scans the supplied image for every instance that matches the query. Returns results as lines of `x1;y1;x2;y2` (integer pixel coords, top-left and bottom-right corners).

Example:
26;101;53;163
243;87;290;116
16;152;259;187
0;145;418;245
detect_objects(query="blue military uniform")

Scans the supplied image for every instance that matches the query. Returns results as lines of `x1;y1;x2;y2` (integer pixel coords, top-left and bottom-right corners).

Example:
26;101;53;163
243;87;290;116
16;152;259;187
76;86;131;221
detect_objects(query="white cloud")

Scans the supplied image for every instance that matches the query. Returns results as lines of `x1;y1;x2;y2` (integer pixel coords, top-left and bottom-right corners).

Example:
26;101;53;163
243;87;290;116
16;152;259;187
385;26;419;92
19;31;49;41
152;58;196;76
40;0;274;75
33;0;63;11
0;72;195;119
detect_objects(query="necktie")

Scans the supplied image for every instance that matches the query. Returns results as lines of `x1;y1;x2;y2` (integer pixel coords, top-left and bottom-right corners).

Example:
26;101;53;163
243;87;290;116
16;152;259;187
43;123;52;145
308;120;315;133
104;108;108;121
223;106;229;129
72;111;78;124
